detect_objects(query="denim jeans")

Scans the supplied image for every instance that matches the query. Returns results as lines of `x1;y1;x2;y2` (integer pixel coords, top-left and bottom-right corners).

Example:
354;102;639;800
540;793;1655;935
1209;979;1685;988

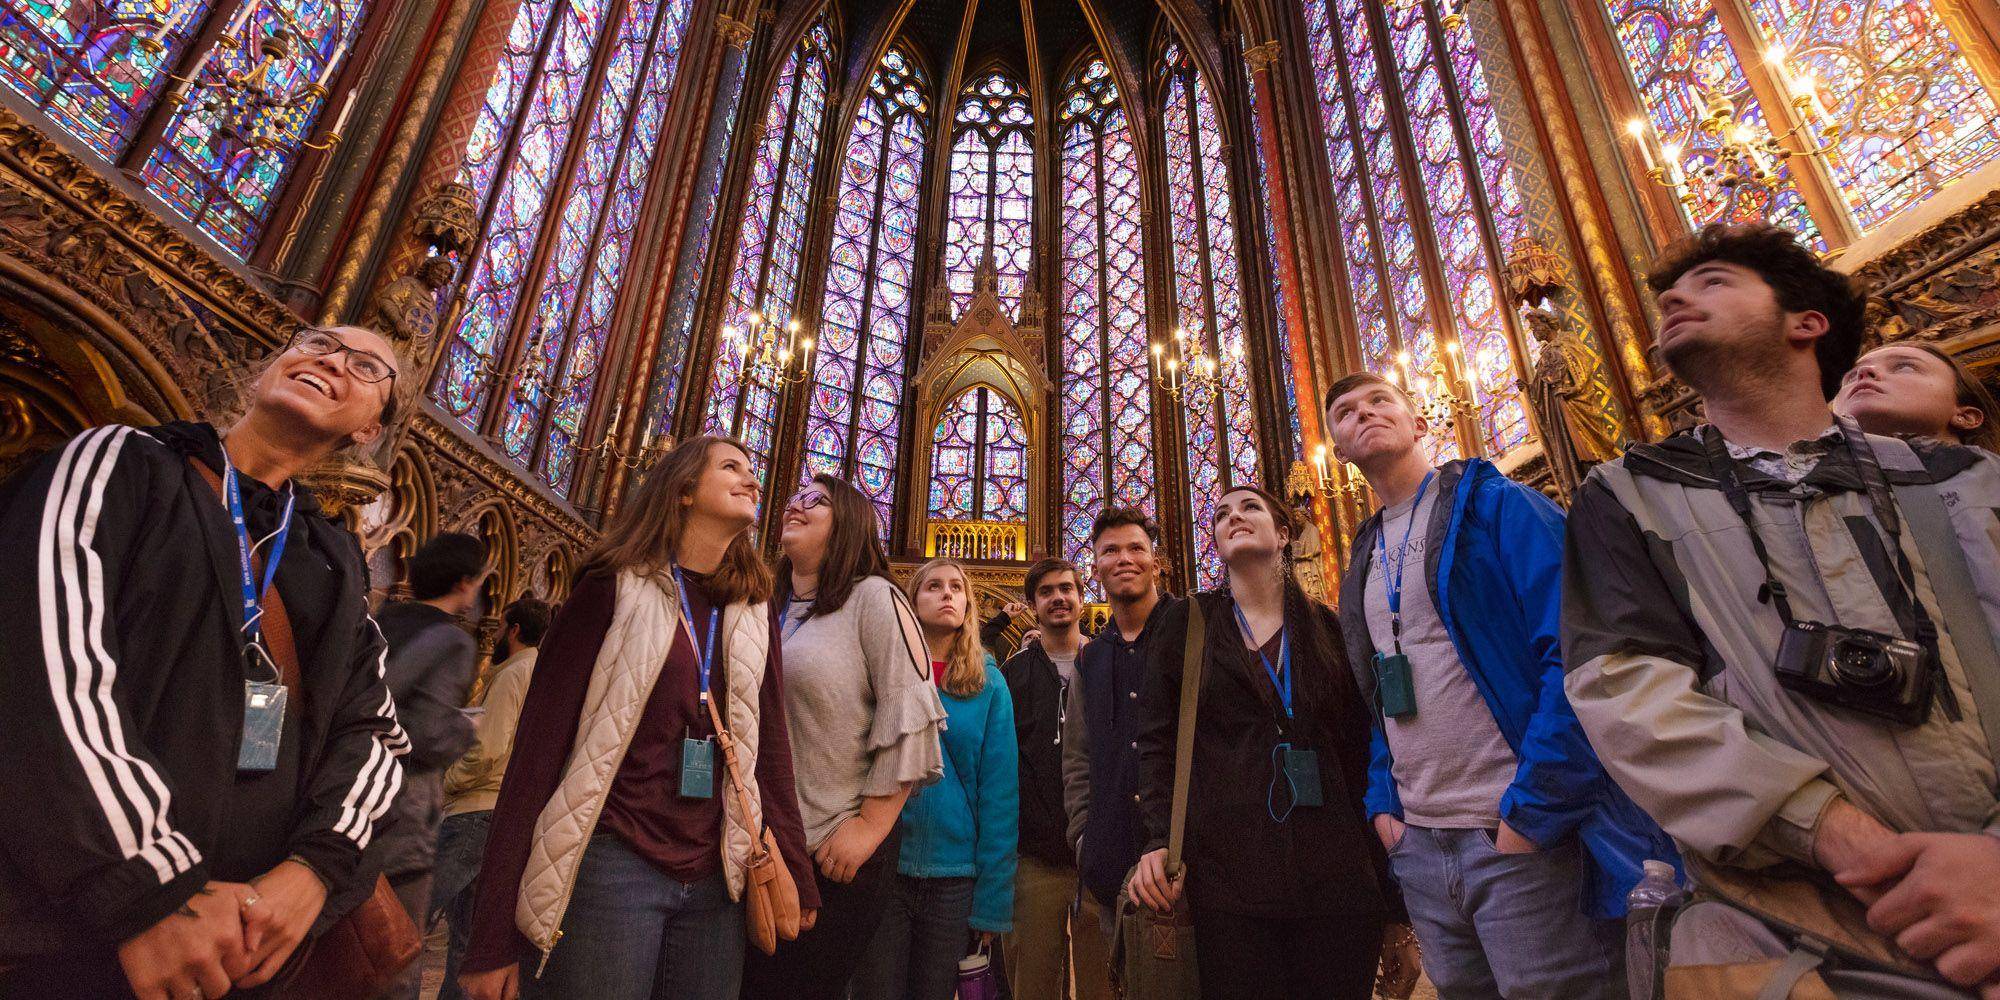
851;875;976;1000
521;832;744;1000
430;810;493;1000
1387;824;1625;1000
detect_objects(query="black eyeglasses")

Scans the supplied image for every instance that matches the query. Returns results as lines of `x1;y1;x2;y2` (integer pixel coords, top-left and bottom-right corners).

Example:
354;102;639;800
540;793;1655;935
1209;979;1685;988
291;330;398;384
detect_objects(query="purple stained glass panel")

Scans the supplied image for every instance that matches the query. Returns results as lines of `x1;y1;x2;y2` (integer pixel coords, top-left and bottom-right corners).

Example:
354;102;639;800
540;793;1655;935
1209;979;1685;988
943;72;1033;320
804;44;925;535
1;0;204;157
702;20;829;482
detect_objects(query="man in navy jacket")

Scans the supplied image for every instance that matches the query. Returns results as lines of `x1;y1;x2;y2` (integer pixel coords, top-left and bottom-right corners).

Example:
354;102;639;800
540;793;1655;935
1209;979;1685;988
1328;371;1677;999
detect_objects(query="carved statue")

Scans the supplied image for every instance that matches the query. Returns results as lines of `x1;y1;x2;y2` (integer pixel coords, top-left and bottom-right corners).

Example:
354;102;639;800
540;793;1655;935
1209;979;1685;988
1523;307;1617;493
368;255;455;360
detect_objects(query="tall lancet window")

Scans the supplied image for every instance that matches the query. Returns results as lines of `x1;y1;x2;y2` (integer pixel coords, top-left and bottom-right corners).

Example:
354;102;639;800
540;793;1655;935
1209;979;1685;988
943;71;1033;319
1157;39;1260;588
1601;0;2000;236
929;386;1028;522
1;0;368;255
1057;56;1155;591
1298;0;1533;457
425;0;697;493
802;43;928;533
702;18;832;480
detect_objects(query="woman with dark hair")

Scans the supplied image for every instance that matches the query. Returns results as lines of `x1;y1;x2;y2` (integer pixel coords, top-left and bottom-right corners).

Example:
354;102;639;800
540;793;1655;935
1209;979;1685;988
1835;341;2000;452
1128;486;1415;1000
740;475;944;1000
457;436;817;1000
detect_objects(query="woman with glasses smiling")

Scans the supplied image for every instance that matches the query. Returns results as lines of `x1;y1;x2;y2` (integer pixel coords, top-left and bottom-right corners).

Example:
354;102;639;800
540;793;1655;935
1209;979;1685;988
741;475;946;1000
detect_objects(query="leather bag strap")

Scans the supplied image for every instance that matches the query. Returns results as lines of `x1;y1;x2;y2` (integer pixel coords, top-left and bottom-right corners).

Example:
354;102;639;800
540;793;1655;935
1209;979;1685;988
1166;599;1206;879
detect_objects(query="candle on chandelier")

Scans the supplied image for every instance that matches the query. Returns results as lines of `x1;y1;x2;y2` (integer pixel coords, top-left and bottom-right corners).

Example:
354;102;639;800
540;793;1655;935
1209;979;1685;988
1626;120;1657;172
148;0;189;46
329;87;356;136
314;34;350;90
1659;142;1684;186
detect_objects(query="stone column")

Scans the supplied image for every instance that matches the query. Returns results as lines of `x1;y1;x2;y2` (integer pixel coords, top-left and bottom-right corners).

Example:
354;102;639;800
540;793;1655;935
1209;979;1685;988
1243;39;1340;590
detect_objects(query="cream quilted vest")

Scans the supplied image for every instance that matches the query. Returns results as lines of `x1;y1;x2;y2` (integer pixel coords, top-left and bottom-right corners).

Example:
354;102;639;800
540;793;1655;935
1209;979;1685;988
516;569;770;970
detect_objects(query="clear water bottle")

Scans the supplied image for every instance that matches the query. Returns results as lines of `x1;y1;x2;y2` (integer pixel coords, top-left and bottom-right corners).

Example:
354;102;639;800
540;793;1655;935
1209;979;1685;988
1626;859;1685;1000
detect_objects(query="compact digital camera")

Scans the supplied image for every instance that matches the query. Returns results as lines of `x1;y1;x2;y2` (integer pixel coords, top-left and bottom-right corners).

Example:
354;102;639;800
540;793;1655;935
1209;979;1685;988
1773;619;1933;727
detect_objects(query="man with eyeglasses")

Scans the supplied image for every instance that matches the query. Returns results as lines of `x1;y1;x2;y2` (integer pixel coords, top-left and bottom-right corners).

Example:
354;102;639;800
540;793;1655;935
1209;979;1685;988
0;326;411;1000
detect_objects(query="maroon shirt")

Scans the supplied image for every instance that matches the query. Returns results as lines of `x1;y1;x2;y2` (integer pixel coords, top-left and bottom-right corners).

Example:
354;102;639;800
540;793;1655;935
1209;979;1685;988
597;572;725;882
462;571;819;973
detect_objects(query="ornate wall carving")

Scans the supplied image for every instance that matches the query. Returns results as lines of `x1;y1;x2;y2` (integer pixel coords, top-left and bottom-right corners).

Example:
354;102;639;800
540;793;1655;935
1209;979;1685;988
1854;190;2000;351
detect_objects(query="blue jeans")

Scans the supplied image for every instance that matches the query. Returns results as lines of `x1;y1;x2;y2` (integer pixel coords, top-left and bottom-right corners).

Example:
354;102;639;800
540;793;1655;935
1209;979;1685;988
521;833;744;1000
1387;824;1625;1000
430;811;493;1000
851;875;976;1000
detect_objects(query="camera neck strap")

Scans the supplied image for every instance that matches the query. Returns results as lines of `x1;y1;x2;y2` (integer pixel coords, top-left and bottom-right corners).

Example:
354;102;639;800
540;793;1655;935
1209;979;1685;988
1699;424;1936;647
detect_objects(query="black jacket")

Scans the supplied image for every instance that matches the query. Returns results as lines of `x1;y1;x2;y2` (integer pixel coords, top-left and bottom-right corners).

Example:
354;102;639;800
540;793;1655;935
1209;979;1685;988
1137;589;1400;921
365;602;476;878
1001;642;1071;868
0;423;408;959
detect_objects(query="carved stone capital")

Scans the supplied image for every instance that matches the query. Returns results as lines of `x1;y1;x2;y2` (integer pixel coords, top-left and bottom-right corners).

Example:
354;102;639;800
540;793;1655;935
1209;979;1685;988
715;14;754;48
1242;41;1280;70
301;460;393;525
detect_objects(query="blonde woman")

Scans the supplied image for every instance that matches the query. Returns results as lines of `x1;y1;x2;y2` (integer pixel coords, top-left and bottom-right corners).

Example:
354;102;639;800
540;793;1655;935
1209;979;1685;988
458;436;817;1000
853;559;1019;1000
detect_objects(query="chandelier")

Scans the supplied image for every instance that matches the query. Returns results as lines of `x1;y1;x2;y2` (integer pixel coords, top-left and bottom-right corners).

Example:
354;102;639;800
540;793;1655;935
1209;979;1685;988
1392;0;1466;29
1625;46;1839;214
1392;343;1476;438
1150;325;1241;412
146;0;357;156
724;311;814;388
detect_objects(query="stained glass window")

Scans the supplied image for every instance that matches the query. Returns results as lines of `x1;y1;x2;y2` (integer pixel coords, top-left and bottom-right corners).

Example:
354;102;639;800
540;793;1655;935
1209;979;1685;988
1;0;202;156
1158;40;1261;589
1058;57;1155;593
1597;0;1820;240
1;0;366;255
928;386;1027;522
702;18;831;482
1299;0;1542;458
943;71;1033;320
1738;0;2000;230
424;0;697;493
803;44;927;534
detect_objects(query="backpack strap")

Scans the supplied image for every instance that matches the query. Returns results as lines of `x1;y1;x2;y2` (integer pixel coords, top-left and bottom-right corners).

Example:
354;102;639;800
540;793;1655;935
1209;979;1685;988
1870;437;2000;761
1165;599;1206;881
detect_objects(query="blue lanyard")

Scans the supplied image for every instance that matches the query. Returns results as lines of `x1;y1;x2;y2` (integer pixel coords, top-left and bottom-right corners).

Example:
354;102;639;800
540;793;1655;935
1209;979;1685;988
1233;603;1293;718
673;566;721;704
1374;471;1434;653
222;452;295;650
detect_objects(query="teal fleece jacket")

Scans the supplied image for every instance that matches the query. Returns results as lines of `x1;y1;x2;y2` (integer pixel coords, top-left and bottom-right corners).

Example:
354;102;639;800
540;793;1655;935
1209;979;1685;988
895;655;1019;932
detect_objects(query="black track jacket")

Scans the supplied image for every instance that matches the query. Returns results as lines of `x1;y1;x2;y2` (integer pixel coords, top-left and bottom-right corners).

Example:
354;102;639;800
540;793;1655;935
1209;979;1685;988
0;423;409;960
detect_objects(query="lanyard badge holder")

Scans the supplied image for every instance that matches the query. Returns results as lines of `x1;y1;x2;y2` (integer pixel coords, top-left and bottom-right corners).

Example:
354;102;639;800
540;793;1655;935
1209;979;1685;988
675;566;722;799
1237;604;1322;820
1372;472;1433;720
225;457;295;773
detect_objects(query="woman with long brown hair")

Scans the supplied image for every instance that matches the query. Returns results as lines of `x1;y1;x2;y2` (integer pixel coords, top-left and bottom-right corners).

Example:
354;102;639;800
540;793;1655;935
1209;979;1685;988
1835;341;2000;452
1128;486;1411;1000
458;436;817;1000
740;474;945;999
851;559;1018;1000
